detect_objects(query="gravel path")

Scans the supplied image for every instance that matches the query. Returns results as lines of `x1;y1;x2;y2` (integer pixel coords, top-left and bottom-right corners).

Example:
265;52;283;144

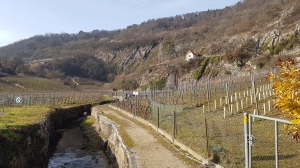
97;105;190;168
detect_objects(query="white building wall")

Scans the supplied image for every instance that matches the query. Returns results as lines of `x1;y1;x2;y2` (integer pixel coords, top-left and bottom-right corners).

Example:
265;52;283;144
185;52;195;61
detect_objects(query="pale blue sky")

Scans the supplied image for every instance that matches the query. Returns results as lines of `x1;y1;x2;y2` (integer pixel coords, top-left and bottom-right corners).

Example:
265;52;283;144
0;0;239;47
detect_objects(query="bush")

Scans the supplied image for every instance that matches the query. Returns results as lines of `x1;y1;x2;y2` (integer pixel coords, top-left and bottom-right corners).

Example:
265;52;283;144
212;152;220;163
224;70;231;75
208;56;222;64
150;77;167;90
210;69;219;77
273;44;284;55
268;59;300;140
80;117;95;127
264;33;300;55
257;62;265;68
193;58;209;80
262;38;272;52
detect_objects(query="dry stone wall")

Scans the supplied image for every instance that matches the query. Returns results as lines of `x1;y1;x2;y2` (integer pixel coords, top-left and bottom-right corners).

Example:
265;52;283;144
91;107;139;168
0;104;95;168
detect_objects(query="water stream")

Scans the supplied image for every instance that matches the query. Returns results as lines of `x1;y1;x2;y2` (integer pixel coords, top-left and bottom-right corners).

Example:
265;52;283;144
48;118;108;168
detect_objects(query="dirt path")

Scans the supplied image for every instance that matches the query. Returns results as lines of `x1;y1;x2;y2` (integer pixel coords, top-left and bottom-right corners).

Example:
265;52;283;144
97;105;191;168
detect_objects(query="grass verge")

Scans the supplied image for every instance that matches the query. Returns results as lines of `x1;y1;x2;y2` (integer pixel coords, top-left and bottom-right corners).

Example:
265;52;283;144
0;106;53;141
80;116;103;151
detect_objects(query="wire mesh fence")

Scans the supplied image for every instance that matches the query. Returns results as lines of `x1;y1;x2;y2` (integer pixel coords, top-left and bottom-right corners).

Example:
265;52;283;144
115;99;300;167
0;91;107;107
246;114;300;168
148;102;246;167
276;121;300;168
113;72;300;167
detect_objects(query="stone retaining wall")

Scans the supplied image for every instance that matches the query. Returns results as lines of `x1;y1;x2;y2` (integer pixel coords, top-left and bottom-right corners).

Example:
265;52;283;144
0;104;95;168
91;107;139;168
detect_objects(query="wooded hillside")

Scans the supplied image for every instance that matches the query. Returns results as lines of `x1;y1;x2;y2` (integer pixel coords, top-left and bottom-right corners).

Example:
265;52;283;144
0;0;299;90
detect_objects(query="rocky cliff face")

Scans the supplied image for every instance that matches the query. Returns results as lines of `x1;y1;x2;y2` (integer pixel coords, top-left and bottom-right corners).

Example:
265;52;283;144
102;21;300;89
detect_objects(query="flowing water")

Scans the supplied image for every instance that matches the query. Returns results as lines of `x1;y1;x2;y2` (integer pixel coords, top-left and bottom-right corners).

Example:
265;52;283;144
48;118;108;168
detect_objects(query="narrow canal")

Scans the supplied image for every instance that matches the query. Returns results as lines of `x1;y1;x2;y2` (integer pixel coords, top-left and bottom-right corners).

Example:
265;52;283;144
48;118;109;168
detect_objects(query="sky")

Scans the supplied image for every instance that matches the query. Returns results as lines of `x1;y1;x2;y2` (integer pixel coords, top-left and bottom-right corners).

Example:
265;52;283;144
0;0;239;47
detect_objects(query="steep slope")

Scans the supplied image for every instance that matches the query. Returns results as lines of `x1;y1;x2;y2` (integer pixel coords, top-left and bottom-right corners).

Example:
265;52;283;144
0;0;300;90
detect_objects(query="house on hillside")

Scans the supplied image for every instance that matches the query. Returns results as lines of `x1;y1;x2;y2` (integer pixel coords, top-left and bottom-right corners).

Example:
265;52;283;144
185;50;197;61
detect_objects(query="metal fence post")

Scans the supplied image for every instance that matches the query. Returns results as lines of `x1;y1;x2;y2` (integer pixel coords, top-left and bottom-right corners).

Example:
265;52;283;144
157;107;160;129
275;121;278;168
135;95;137;118
248;114;293;167
2;99;4;113
205;118;210;157
244;113;249;168
173;111;176;140
248;114;252;168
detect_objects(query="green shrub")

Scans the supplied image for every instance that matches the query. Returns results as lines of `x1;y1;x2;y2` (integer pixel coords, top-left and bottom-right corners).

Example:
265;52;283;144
194;57;206;66
210;69;219;77
150;77;167;90
273;44;284;55
80;117;95;127
286;33;299;50
262;38;272;52
225;70;231;75
263;33;300;55
257;62;265;68
208;56;222;64
212;152;220;163
193;58;210;80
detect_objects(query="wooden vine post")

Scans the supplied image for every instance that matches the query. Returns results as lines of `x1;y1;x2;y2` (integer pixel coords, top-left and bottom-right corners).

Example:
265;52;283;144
252;76;259;115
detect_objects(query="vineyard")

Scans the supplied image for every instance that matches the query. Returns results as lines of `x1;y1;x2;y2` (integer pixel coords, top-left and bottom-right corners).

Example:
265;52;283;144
0;92;111;108
0;76;73;93
1;71;300;167
0;76;110;107
113;70;300;168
